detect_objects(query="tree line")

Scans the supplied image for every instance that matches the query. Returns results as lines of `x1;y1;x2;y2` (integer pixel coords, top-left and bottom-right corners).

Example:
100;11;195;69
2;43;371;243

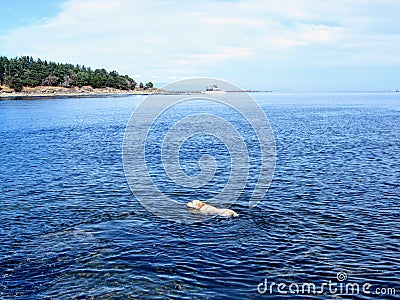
0;56;152;92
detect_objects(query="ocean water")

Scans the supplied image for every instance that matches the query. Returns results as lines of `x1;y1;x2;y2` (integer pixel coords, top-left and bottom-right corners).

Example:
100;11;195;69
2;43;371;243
0;92;399;299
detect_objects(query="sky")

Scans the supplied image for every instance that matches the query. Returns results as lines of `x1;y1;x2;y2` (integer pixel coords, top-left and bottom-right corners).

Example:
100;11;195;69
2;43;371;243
1;0;399;91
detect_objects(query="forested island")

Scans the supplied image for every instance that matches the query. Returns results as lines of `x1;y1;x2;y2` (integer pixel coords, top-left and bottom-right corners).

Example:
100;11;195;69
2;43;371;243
0;56;155;96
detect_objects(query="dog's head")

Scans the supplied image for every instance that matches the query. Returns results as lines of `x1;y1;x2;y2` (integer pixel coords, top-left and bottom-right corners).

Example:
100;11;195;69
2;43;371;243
187;200;204;210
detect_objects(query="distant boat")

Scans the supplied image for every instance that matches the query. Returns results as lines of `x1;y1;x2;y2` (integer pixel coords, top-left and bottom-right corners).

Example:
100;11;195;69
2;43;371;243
202;84;227;94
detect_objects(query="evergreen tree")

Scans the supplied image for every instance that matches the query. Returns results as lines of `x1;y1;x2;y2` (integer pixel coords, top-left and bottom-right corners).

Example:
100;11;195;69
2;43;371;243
9;78;23;92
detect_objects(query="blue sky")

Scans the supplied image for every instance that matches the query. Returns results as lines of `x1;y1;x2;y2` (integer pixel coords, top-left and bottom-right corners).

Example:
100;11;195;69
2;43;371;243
0;0;64;33
1;0;399;91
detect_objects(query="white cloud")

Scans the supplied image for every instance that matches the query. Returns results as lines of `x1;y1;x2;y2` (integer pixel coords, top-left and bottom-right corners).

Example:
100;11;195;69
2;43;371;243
191;47;252;63
297;24;344;44
1;0;400;89
198;16;265;27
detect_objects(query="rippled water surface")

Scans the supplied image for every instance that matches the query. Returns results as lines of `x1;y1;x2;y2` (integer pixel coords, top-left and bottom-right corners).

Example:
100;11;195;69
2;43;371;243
0;92;399;299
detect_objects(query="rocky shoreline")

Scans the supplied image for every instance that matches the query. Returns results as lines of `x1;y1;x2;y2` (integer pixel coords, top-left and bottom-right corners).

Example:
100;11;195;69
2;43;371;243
0;85;268;99
0;85;166;99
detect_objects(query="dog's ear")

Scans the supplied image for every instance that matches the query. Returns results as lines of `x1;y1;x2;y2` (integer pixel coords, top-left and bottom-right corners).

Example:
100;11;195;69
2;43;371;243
196;200;203;209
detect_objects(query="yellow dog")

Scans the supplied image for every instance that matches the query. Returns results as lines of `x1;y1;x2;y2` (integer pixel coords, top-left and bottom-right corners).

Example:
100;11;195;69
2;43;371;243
187;200;238;218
